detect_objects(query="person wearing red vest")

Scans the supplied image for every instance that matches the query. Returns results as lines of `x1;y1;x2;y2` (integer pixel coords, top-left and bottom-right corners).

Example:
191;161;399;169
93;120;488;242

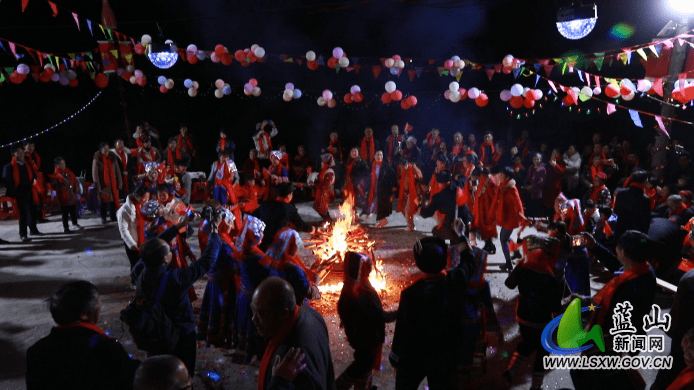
92;142;123;224
2;145;42;241
49;157;82;233
471;167;499;255
234;174;266;214
495;167;526;271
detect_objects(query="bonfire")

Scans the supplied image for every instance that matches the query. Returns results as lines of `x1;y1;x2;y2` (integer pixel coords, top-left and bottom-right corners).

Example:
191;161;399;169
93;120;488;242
304;197;387;295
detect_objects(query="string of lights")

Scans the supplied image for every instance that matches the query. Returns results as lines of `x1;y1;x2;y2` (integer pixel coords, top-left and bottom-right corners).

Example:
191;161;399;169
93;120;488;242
0;90;103;149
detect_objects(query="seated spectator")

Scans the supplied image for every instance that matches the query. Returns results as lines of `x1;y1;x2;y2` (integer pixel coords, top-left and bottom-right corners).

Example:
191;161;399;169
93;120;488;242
667;194;694;225
26;281;140;390
133;355;190;390
252;277;335;390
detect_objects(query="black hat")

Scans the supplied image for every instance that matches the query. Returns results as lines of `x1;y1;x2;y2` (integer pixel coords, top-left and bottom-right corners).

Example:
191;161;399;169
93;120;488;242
274;182;296;198
413;236;448;274
435;170;452;184
344;251;371;281
585;199;596;209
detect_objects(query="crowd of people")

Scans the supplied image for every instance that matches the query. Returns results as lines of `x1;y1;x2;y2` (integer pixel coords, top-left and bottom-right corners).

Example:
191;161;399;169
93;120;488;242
6;120;694;390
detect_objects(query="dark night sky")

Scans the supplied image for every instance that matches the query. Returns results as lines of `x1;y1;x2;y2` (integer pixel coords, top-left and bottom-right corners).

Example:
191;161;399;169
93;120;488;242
0;0;690;175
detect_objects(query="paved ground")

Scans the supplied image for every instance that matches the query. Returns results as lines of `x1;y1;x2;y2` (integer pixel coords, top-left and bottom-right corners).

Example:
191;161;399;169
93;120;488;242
0;199;676;390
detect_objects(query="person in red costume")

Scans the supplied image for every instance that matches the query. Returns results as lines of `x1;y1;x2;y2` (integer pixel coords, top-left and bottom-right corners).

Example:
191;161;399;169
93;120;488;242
164;137;186;177
234;174;266;215
470;167;499;255
263;151;290;201
359;127;380;165
397;161;423;231
313;154;336;222
23;141;49;223
92;142;123;224
2;145;41;241
450;132;465;159
253;120;279;166
495;167;526;271
542;148;566;216
176;124;196;162
49;157;82;233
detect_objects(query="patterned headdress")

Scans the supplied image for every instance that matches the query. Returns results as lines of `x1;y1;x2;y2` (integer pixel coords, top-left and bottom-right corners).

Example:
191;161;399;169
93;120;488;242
141;200;162;219
266;229;303;260
235;215;266;249
270;150;285;161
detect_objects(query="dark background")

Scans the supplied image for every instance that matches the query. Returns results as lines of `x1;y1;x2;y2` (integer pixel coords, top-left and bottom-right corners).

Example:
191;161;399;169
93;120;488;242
0;0;690;176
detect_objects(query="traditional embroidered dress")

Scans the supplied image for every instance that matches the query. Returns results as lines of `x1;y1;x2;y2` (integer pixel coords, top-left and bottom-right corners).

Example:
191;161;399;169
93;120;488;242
253;124;278;160
213;161;243;230
313;156;336;219
266;228;314;304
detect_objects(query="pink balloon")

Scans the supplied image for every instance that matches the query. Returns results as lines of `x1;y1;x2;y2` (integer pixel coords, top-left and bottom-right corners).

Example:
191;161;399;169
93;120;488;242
444;90;452;100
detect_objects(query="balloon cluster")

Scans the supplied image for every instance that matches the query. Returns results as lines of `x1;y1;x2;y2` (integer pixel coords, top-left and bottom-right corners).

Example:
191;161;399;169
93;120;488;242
443;55;465;77
234;44;266;67
343;85;364;104
501;54;522;74
38;64;56;83
500;84;543;108
213;79;232;98
400;95;418;110
327;47;349;69
603;79;639;102
157;76;175;94
382;81;403;103
210;44;232;65
443;82;488;107
243;78;262;97
318;89;336;108
35;64;78;87
10;63;30;84
305;50;319;70
184;44;207;65
385;55;406;75
184;78;201;97
134;34;152;55
283;83;302;101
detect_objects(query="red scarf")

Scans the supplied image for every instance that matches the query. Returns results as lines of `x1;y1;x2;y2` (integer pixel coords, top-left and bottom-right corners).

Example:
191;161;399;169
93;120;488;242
368;161;383;206
115;148;128;171
258;305;300;390
667;366;694;390
464;165;475;179
589;184;606;203
167;147;182;169
177;134;194;154
258;132;272;156
425;133;441;148
360;136;375;162
492;151;504;165
11;157;33;187
451;143;464;156
57;321;108;337
134;199;146;246
670;203;688;218
398;164;419;213
140;147;156;163
590;164;604;181
513;163;524;172
479;141;495;165
386;135;402;162
50;167;76;204
25;152;41;170
219;138;227;151
591;262;651;327
328;139;343;160
518;246;558;276
630;182;646;193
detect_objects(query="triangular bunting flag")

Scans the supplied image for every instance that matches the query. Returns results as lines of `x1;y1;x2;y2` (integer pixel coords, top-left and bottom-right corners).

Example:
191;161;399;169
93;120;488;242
396;68;403;77
284;58;293;63
594;54;604;70
547;80;558;94
455;72;462;82
653;78;664;96
679;38;686;46
296;59;302;66
48;1;58;16
629;110;643;128
22;0;29;12
0;41;5;52
578;70;584;82
103;59;110;69
561;62;568;74
493;63;502;73
86;52;93;60
5;67;14;74
110;49;119;58
442;70;449;76
354;64;361;73
607;103;616;115
543;64;554;77
512;68;521;79
72;12;80;30
68;53;76;60
534;63;541;72
437;67;445;77
636;48;648;61
107;29;114;41
663;39;674;49
408;70;416;81
87;19;93;35
380;58;387;67
124;53;132;63
99;24;106;37
485;69;495;81
535;74;540;87
372;65;381;79
655;116;669;138
336;65;340;74
317;55;325;66
0;73;5;83
346;66;354;72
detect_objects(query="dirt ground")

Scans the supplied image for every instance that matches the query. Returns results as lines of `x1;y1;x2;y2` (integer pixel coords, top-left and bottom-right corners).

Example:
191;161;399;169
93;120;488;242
0;199;675;390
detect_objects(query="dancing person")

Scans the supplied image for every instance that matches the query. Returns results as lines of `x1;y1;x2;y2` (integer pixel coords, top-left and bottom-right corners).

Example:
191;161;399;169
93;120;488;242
117;184;151;273
92;142;123;224
266;228;319;304
313;154;336;222
397;161;423;231
253;120;278;165
495;167;526;271
49;157;82;233
253;182;315;251
366;151;396;228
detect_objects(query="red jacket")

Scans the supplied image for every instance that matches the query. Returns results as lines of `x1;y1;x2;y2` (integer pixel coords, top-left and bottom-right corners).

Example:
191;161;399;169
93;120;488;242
495;182;525;231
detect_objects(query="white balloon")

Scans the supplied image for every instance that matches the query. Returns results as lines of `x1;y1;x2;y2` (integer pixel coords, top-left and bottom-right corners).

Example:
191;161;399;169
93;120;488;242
450;91;461;103
167;78;174;87
129;76;138;84
467;87;480;99
141;34;152;44
44;64;56;71
450;68;461;77
522;87;530;97
284;89;294;98
571;87;580;94
451;56;461;62
252;87;261;97
510;84;523;97
502;54;514;67
317;97;327;106
338;57;350;67
385;58;395;68
449;81;460;92
214;89;224;98
254;47;265;58
454;60;465;69
126;65;135;73
66;70;77;80
534;89;543;100
16;64;30;75
395;60;405;68
637;79;653;92
306;51;316;61
623;91;636;101
593;87;602;96
385;81;397;93
251;44;259;52
500;90;512;101
187;44;197;53
188;87;197;97
580;86;593;98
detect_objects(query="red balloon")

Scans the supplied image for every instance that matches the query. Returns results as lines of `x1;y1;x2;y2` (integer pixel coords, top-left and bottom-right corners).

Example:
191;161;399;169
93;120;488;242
458;88;468;100
502;66;512;74
10;71;25;84
392;55;401;61
444;60;453;70
342;52;347;58
44;68;54;78
327;57;338;69
562;95;572;106
673;89;689;103
353;92;363;103
381;92;393;104
221;53;232;65
134;43;145;55
685;85;694;102
68;78;78;87
187;53;198;65
327;99;336;108
248;52;257;63
531;89;542;100
234;50;245;61
605;84;620;98
39;71;51;83
240;60;250;67
214;44;226;57
523;97;535;109
391;90;403;101
249;78;258;87
476;93;489;107
408;95;418;106
401;100;410;109
159;85;168;93
620;85;632;96
95;73;108;88
307;60;318;70
566;89;578;105
137;77;147;86
344;93;353;104
509;96;523;109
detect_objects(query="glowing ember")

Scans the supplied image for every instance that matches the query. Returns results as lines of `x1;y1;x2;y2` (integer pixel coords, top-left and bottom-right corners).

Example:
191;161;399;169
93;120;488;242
308;198;386;294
